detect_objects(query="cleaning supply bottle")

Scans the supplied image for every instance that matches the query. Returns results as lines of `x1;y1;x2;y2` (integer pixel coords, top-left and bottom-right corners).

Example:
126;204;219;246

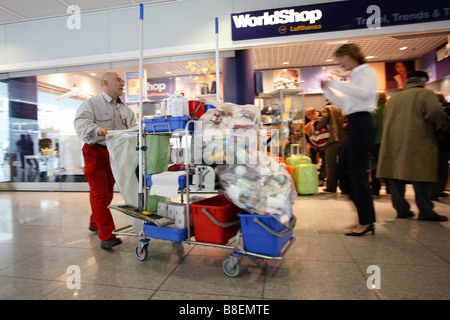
160;99;167;117
170;91;184;117
181;92;189;117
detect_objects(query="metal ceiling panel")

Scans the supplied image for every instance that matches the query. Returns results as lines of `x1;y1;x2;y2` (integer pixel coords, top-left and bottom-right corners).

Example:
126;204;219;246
0;0;67;19
64;0;134;12
73;33;448;80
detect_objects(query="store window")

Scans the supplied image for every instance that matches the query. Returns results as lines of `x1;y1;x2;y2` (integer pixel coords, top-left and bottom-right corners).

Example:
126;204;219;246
6;84;84;183
2;56;222;188
24;91;85;183
0;81;9;182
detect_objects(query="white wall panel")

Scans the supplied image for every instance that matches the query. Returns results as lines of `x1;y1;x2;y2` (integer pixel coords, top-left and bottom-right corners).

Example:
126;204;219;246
5;12;110;63
0;0;448;76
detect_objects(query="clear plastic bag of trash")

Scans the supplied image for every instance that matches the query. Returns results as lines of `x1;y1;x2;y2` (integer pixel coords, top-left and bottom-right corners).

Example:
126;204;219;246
215;151;296;225
193;103;260;165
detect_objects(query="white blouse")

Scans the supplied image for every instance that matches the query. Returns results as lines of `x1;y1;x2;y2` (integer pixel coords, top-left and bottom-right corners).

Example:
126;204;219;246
323;64;378;115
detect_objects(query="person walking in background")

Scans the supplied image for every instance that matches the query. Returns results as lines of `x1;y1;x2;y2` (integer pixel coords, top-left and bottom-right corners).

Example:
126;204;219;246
16;134;38;170
321;43;377;236
377;71;448;222
74;71;137;249
370;91;388;195
315;101;346;193
433;91;449;199
304;107;326;185
16;134;27;169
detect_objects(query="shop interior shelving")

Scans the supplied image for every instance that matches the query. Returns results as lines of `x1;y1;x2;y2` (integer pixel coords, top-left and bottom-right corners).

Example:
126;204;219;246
258;89;305;158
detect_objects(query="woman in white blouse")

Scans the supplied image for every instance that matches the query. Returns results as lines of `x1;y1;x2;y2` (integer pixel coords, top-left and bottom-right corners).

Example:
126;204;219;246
321;44;377;236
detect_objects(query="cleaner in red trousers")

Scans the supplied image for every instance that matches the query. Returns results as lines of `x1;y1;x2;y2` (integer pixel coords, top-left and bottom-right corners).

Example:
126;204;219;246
74;71;136;250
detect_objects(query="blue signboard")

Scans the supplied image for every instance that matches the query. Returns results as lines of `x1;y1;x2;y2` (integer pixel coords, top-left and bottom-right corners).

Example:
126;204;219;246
231;0;450;41
125;70;146;103
147;78;175;102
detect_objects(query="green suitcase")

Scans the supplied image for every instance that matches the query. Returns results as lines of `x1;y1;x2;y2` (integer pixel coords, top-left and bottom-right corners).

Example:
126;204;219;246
294;163;318;195
286;155;312;168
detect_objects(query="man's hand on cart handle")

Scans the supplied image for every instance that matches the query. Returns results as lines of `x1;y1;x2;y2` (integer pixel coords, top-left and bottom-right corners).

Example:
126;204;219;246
98;127;111;136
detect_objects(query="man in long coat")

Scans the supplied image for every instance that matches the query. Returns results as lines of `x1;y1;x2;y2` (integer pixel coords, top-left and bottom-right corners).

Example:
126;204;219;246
377;71;448;222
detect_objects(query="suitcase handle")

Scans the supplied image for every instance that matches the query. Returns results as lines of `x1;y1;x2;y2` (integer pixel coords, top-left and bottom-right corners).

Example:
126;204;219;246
253;215;296;237
202;209;240;228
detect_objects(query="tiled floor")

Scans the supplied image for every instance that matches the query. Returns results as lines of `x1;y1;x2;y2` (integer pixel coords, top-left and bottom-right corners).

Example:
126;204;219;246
0;187;449;300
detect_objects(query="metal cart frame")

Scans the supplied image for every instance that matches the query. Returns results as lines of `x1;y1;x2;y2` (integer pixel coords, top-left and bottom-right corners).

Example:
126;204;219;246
111;119;296;277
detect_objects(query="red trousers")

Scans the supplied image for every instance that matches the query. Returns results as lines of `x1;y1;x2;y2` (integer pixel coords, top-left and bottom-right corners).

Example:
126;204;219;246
82;144;116;241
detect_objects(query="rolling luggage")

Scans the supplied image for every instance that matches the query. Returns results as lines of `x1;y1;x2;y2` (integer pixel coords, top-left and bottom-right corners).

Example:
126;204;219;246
286;155;311;168
294;163;318;195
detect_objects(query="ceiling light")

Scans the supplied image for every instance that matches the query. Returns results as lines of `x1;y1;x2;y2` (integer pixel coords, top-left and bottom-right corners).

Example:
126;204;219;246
399;46;408;50
282;62;289;65
326;40;348;45
90;73;96;76
366;56;375;59
326;59;333;62
165;71;172;74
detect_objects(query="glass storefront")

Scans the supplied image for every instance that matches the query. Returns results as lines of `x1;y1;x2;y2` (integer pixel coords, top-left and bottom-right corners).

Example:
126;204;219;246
0;81;9;182
0;58;220;190
6;87;84;184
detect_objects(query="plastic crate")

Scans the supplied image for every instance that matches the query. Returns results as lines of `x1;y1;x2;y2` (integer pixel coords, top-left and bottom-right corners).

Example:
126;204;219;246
205;104;216;112
238;212;295;257
143;116;195;133
143;223;188;242
190;194;240;245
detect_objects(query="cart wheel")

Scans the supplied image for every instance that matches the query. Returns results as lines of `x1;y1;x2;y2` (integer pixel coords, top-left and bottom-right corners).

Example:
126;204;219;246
135;244;148;261
223;257;241;277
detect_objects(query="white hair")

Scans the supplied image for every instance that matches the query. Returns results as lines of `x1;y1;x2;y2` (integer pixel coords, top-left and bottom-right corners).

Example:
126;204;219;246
100;72;114;87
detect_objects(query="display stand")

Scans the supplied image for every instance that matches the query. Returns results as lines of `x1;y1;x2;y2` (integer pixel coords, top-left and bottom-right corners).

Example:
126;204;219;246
258;89;305;158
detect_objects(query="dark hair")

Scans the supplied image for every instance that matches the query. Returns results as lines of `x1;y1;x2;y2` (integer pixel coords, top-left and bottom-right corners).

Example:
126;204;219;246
335;44;366;65
378;91;387;103
407;70;429;81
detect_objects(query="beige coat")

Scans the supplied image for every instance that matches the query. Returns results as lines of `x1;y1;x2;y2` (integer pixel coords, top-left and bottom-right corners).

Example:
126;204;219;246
377;84;446;182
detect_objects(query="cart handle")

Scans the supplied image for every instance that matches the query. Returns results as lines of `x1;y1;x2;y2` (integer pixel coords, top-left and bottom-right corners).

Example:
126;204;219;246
202;209;240;228
253;215;296;237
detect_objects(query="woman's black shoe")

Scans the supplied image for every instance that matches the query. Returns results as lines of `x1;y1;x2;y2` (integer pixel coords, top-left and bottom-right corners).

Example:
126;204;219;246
345;224;375;236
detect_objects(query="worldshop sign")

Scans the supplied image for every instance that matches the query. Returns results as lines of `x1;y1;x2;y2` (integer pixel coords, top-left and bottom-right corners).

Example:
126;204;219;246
231;0;450;41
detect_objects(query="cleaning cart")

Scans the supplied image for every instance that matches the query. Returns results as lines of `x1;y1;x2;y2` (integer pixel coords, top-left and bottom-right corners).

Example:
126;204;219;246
108;8;295;277
108;115;297;277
